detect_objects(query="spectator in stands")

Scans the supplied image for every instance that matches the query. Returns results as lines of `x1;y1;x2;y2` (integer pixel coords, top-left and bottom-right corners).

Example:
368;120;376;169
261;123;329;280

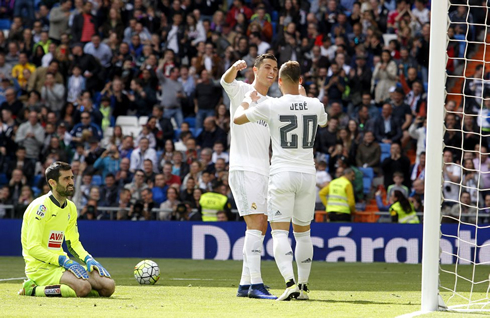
118;135;134;160
442;149;461;210
212;141;228;164
162;161;181;186
1;88;23;118
93;144;121;180
382;142;411;189
0;185;12;218
152;173;169;206
372;50;397;103
12;53;35;88
72;1;96;44
194;70;222;130
9;168;26;204
373;103;402;144
157;64;184;127
15;110;44;162
41;72;66;114
70;42;104;92
348;54;372;108
6;146;35;180
130;137;158;173
389;86;413;148
315;160;331;210
0;53;12;79
49;0;72;43
135;125;157;150
115;157;133;188
99;173;119;207
125;169;149;202
115;188;131;220
159;186;181;220
387;171;409;199
67;65;86;104
443;113;462;158
151;106;175;146
324;63;345;104
143;159;157;184
356;131;381;174
315;117;339;156
196;117;227;150
70;111;103;145
171;150;189;180
462;158;481;207
226;0;253;28
410;151;426;181
28;59;64;94
448;191;477;224
408;116;427;162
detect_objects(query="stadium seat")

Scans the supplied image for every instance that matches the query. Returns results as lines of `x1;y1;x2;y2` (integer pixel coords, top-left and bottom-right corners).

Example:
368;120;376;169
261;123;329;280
359;167;374;195
138;116;149;126
271;11;279;22
92;175;103;186
0;173;7;185
382;33;397;46
104;126;114;138
194;128;202;137
116;116;138;127
32;187;41;197
184;117;196;128
0;19;11;30
122;126;141;137
380;143;391;162
174;128;181;141
271;22;277;39
32;175;42;187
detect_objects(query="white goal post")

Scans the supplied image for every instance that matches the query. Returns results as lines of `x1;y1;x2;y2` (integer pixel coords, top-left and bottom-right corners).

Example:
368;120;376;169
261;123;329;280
422;0;490;313
420;0;448;312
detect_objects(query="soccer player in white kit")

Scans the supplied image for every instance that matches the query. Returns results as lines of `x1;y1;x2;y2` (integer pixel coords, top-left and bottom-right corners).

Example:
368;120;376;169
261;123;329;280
221;54;278;299
234;61;328;301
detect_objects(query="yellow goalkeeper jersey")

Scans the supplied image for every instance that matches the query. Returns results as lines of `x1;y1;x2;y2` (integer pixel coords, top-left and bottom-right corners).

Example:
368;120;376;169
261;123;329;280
21;192;89;272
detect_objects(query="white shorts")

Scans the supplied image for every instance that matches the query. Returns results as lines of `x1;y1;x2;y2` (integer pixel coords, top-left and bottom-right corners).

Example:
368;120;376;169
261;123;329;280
229;170;268;216
267;172;316;226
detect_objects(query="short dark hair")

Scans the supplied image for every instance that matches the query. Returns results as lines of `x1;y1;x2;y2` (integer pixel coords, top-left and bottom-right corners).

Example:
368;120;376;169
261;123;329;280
254;53;277;68
279;61;301;83
46;161;72;189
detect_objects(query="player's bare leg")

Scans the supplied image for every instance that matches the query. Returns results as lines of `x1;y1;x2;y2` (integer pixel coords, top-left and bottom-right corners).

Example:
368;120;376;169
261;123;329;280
86;269;116;297
292;223;312;300
60;271;92;297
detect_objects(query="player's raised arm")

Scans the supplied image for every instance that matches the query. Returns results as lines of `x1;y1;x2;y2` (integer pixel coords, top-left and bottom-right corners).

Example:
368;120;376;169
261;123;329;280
221;60;248;84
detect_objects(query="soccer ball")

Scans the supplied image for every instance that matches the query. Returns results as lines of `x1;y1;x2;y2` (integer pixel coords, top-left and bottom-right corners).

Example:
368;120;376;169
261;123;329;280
134;260;160;285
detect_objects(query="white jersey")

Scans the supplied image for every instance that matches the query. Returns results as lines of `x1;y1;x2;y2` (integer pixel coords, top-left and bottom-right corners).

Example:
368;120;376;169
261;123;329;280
220;78;270;176
245;94;328;175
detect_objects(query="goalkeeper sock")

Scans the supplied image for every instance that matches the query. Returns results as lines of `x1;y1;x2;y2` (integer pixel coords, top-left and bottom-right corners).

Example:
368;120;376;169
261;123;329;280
272;230;295;282
33;284;77;297
294;230;313;284
245;230;263;285
239;234;251;285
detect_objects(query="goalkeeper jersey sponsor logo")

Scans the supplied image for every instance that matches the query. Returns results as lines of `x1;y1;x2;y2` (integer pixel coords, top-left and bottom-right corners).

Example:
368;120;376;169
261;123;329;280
48;231;64;249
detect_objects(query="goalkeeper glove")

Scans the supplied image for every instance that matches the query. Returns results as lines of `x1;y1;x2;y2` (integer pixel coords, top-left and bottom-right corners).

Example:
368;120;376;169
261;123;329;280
84;255;111;277
58;255;89;279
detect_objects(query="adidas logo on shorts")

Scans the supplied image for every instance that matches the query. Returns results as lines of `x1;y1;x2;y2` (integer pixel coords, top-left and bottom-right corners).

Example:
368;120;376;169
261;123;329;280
285;251;293;256
275;211;282;216
301;258;312;263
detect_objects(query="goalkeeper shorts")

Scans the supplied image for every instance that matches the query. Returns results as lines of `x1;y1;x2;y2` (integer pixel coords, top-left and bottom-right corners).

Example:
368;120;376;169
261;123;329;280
26;263;89;286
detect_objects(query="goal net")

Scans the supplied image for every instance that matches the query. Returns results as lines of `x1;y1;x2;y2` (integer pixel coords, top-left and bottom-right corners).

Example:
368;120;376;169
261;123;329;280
422;0;490;312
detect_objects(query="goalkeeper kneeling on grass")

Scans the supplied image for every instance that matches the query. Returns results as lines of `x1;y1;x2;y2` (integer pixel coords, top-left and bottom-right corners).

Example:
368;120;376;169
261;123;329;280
19;161;115;297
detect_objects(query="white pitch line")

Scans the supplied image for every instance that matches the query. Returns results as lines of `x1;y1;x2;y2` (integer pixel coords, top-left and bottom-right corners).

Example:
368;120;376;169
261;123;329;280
395;311;430;318
169;278;216;281
0;277;27;282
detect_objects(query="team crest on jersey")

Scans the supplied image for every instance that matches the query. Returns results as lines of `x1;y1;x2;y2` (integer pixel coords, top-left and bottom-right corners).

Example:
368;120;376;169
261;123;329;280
36;205;47;218
47;231;64;249
251;203;257;210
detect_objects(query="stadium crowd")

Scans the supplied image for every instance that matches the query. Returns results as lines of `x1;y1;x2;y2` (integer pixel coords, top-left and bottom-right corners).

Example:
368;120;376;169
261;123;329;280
0;0;487;223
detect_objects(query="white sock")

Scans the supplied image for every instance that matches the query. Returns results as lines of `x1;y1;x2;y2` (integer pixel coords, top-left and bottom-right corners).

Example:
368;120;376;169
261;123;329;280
272;230;295;283
245;230;263;285
294;230;313;284
239;234;251;286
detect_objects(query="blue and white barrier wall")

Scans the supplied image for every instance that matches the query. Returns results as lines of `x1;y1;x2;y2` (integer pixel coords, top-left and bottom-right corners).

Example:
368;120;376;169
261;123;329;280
0;220;486;264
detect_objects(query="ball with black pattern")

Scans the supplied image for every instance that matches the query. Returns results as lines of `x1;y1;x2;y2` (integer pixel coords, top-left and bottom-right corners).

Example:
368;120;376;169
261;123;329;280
134;260;160;285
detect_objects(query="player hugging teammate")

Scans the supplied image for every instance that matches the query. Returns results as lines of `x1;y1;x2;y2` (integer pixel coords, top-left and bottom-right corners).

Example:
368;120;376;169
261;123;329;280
226;57;328;301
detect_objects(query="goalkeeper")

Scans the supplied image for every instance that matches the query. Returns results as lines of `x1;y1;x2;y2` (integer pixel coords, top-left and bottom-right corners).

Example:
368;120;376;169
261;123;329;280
19;161;115;297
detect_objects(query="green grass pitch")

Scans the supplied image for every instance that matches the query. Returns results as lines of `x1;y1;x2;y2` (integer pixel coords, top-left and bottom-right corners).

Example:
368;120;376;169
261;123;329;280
1;257;489;317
